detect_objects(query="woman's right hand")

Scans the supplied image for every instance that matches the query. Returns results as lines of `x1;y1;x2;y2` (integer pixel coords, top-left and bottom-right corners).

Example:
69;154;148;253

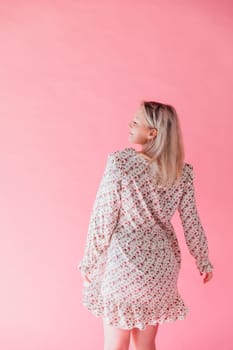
200;271;213;283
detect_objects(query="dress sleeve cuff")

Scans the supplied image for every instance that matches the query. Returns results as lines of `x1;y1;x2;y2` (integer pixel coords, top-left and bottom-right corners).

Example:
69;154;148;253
78;260;92;277
196;258;214;273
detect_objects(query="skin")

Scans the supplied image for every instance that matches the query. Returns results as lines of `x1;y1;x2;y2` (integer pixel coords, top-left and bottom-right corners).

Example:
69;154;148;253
128;106;157;155
81;106;213;349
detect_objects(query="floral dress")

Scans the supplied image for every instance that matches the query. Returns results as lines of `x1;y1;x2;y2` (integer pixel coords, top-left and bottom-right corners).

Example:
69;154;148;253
78;147;214;330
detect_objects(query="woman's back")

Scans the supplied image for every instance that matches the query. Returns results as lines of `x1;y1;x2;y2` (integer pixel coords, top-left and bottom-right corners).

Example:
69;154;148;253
78;146;213;331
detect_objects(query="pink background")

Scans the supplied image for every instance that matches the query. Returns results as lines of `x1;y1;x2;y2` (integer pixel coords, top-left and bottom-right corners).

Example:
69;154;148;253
0;1;232;349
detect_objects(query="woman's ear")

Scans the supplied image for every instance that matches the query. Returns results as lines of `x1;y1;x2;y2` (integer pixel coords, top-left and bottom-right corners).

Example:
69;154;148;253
150;128;157;138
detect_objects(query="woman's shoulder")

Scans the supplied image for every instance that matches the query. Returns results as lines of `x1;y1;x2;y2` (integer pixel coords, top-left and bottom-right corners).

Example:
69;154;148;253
182;162;195;183
107;149;195;182
183;162;193;173
108;147;135;163
106;147;136;172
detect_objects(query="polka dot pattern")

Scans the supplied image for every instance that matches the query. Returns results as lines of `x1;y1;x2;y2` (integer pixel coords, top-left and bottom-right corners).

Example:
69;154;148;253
78;147;214;330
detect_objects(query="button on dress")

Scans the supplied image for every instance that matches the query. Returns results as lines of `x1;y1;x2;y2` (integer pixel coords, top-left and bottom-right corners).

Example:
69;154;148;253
78;147;214;330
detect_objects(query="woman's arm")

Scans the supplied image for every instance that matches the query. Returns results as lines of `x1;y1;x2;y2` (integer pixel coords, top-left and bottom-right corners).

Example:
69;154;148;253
178;164;214;274
78;152;122;279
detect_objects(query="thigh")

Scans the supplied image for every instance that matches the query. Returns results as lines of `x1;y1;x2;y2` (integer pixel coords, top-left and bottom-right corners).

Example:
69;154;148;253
103;320;131;350
131;324;159;348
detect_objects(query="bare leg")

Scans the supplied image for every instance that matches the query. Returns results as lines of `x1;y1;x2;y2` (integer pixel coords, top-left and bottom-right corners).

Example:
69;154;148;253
103;320;131;350
131;324;159;350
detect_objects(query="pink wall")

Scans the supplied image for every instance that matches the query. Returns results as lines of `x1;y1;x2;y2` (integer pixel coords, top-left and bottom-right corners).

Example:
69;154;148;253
0;1;232;349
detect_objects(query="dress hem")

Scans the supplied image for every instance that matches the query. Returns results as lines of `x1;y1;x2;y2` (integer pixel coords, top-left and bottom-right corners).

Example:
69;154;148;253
82;301;189;331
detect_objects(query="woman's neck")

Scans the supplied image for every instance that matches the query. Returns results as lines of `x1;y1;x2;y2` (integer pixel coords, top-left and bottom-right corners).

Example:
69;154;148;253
136;151;153;161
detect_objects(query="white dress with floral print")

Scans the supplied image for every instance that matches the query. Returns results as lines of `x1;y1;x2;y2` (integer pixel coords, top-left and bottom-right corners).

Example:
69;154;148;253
78;147;214;330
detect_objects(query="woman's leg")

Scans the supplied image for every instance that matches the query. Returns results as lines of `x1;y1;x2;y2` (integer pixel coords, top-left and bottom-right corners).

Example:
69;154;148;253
103;320;131;350
131;323;159;350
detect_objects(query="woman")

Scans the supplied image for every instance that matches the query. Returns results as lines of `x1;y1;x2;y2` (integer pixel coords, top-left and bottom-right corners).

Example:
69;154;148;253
78;100;214;350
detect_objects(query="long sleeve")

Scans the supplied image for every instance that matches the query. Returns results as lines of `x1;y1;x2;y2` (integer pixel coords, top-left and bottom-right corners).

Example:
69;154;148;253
178;164;214;274
78;152;122;278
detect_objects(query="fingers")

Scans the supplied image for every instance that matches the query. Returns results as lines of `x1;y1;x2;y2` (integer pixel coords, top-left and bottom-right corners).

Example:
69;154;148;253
84;274;91;283
83;275;92;287
202;271;213;283
80;270;91;282
85;276;91;283
83;279;91;287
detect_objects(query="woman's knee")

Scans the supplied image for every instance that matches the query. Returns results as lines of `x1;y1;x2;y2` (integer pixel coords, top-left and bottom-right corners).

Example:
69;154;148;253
131;323;159;349
103;321;131;350
104;346;129;350
104;338;130;350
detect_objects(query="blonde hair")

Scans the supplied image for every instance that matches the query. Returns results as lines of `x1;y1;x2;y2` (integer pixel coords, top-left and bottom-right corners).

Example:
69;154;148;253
140;100;185;188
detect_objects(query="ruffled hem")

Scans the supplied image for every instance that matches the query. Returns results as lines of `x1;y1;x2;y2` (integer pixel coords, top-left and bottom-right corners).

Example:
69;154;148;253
81;293;189;331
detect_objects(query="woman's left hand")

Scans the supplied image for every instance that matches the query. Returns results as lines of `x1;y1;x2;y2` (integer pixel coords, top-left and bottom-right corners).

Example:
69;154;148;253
81;272;91;284
84;275;91;283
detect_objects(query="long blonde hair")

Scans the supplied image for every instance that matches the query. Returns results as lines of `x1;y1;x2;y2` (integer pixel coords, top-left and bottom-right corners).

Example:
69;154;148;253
140;100;185;188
